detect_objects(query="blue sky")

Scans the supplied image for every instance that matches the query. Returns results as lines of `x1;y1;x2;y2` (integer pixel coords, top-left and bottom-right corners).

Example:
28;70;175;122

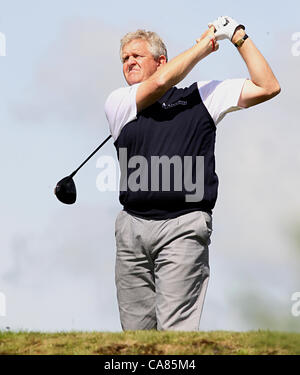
0;0;300;332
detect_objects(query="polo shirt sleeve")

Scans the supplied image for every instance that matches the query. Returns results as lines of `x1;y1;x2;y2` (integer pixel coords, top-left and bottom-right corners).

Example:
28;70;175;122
104;83;141;141
197;78;248;126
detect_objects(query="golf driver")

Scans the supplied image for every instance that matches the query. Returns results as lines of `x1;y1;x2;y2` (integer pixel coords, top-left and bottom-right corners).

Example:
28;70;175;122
54;134;112;204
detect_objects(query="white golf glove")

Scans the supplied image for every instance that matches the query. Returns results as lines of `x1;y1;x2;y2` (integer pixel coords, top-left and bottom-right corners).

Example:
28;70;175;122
208;16;245;41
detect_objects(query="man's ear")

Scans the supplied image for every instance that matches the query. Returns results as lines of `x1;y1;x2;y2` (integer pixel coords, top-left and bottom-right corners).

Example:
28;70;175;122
157;55;167;68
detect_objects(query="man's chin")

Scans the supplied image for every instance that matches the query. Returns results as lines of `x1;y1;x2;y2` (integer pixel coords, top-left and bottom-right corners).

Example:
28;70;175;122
127;77;143;86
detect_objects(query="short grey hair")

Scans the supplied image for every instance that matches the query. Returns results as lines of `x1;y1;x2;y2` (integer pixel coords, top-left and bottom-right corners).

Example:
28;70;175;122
120;29;168;62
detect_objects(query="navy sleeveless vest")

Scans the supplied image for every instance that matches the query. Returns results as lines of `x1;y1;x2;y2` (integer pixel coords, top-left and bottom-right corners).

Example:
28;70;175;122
114;82;218;220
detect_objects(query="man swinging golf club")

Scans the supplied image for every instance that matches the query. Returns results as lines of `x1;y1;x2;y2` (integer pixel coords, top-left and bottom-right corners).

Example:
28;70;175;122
104;16;280;331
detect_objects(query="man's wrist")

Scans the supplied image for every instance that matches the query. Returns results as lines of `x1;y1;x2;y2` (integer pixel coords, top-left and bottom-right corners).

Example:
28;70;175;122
231;27;246;44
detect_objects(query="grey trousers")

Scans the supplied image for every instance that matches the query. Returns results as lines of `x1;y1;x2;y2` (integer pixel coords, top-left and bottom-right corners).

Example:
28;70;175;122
114;209;213;331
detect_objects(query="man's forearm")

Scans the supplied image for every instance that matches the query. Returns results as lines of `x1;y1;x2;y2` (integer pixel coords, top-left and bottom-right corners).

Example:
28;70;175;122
155;38;214;88
232;28;280;94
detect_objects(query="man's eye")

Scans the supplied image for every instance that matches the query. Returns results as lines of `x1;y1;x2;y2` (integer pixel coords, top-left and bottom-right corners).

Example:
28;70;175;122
123;54;142;63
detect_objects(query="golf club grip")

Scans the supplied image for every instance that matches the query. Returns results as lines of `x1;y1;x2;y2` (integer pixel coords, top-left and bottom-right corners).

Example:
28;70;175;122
70;134;112;178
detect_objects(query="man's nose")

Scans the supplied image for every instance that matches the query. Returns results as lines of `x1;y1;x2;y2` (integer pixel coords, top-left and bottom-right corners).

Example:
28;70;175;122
128;55;137;65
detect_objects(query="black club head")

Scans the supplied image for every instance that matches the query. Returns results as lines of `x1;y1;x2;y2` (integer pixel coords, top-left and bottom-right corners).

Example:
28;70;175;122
54;176;77;205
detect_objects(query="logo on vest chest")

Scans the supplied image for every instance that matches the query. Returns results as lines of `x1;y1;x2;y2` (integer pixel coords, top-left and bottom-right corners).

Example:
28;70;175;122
162;100;188;109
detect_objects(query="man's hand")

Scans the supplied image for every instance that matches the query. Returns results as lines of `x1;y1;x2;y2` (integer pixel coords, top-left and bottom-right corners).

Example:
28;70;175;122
208;16;245;41
196;26;219;52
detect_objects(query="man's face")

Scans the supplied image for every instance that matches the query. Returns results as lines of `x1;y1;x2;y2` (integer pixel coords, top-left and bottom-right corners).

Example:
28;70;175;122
122;39;161;86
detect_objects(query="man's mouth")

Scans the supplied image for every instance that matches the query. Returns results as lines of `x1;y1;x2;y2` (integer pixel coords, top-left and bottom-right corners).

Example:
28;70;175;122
128;67;140;73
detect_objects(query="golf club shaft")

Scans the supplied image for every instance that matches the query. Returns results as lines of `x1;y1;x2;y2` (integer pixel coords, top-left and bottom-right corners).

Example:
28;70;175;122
70;134;112;178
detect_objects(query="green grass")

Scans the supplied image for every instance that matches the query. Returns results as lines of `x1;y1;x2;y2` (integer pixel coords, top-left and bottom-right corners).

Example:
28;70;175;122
0;330;299;355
